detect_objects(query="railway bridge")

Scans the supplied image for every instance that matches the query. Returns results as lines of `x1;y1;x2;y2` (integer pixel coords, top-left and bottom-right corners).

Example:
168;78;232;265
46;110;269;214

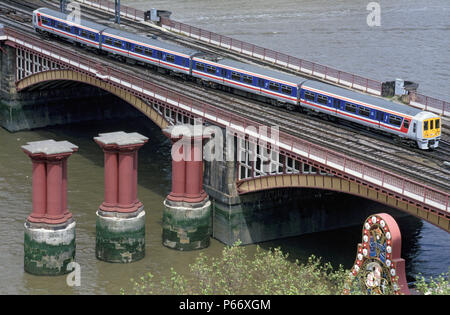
0;7;449;251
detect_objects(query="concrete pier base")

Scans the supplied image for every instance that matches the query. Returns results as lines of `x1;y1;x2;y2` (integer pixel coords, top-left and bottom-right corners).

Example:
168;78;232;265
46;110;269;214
24;219;76;276
162;198;212;251
95;207;146;263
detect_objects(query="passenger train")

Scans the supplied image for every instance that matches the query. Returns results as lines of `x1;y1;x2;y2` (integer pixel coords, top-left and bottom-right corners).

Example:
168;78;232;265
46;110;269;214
32;8;442;150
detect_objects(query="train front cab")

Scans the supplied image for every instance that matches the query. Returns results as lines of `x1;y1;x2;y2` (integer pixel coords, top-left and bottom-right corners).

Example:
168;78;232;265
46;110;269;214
417;116;441;149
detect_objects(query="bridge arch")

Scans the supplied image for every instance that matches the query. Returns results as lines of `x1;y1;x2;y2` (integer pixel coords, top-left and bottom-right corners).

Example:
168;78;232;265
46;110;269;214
237;173;450;233
15;69;170;130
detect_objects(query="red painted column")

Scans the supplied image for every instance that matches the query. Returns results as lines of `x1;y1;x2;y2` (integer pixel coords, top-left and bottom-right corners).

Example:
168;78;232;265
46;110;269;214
22;139;78;225
133;150;138;203
46;158;64;221
30;158;46;221
101;148;118;210
62;157;69;216
163;126;209;203
118;149;136;210
167;138;186;202
94;132;148;213
184;140;204;202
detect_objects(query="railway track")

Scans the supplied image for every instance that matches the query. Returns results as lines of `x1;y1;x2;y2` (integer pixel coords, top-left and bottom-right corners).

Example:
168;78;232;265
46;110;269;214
1;0;449;192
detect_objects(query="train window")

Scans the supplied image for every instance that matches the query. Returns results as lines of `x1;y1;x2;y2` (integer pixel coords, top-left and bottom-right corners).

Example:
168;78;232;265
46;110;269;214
317;94;328;105
243;75;253;84
57;23;64;30
64;25;71;33
157;51;162;59
403;119;410;129
358;107;371;118
166;54;175;63
144;48;152;56
81;30;88;38
281;85;292;95
231;72;242;81
413;122;416;133
333;99;340;108
389;116;402;127
424;121;429;131
435;119;440;129
114;40;122;48
134;46;143;54
429;120;434;130
89;33;96;41
196;62;205;72
345;102;357;113
41;17;48;25
304;91;315;102
104;37;113;45
269;82;280;91
207;65;216;74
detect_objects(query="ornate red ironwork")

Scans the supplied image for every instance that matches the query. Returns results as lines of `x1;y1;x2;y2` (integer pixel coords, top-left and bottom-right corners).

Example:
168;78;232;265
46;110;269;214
344;213;410;295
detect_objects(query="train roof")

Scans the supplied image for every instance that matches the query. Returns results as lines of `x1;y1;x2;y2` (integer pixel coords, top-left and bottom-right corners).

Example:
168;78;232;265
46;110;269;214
35;7;108;32
102;27;199;56
302;80;423;116
197;55;307;86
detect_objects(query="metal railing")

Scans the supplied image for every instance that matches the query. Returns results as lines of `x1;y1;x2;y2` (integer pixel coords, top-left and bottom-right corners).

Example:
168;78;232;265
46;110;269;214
409;92;450;117
75;0;145;21
3;26;449;219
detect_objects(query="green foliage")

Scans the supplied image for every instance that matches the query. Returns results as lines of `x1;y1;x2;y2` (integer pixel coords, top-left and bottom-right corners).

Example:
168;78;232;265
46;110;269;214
122;241;350;295
121;242;449;295
414;269;449;295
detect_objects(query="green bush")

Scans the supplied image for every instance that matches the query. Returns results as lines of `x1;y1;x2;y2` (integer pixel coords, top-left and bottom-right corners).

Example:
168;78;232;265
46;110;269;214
122;241;348;295
414;270;449;295
121;242;449;295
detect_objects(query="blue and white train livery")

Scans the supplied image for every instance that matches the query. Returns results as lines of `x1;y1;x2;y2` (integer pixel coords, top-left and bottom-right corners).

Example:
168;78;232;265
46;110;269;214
32;7;441;150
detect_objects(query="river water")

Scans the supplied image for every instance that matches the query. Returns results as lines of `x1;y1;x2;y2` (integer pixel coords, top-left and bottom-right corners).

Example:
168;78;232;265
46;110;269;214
0;0;449;294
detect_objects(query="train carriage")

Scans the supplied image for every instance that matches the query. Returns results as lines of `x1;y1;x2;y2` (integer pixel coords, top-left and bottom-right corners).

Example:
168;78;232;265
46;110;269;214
191;55;302;106
100;28;197;75
33;8;105;49
31;7;442;150
300;80;441;149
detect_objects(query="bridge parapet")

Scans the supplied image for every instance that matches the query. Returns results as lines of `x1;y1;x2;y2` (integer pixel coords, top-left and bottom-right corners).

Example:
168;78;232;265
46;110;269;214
2;26;448;229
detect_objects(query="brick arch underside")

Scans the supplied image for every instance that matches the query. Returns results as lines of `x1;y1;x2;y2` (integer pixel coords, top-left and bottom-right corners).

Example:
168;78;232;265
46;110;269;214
15;70;169;130
237;173;449;232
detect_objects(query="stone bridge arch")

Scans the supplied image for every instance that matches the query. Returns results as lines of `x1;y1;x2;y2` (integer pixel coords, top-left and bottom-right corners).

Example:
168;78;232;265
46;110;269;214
15;69;170;130
237;173;450;233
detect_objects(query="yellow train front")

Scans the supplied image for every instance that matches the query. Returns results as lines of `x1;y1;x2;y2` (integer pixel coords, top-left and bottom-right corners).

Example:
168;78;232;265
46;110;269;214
416;113;441;149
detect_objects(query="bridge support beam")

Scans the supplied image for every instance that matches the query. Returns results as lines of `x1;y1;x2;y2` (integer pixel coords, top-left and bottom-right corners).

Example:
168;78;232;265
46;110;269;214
22;139;78;276
94;132;148;263
162;125;212;251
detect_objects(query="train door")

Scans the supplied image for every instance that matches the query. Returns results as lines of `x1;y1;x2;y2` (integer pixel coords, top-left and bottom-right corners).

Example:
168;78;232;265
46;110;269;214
257;78;264;90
